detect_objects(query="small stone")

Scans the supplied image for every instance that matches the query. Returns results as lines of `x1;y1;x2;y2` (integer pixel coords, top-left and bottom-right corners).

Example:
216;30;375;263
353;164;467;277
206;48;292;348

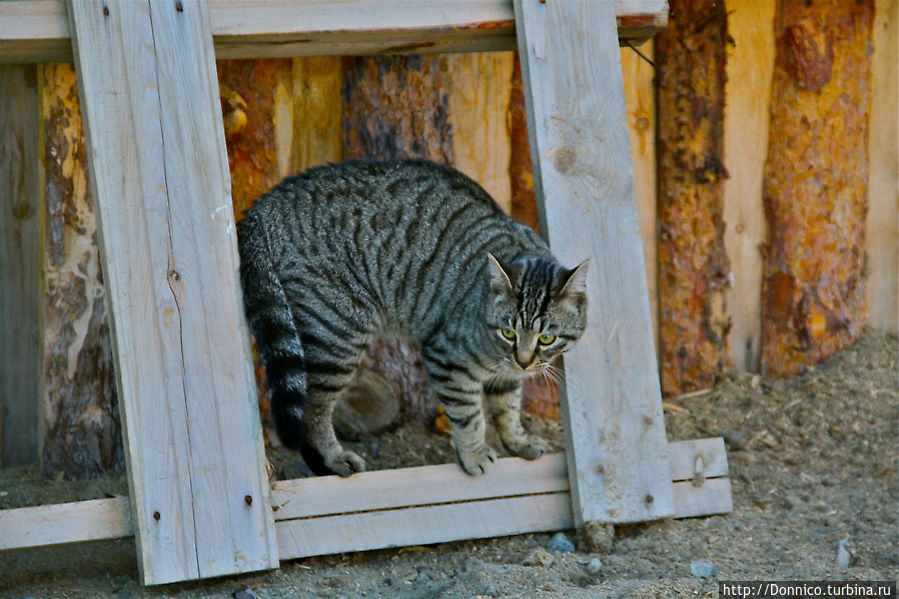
578;521;614;553
369;441;381;457
836;538;851;568
583;558;602;575
233;590;258;599
690;560;717;579
547;532;575;553
522;548;555;567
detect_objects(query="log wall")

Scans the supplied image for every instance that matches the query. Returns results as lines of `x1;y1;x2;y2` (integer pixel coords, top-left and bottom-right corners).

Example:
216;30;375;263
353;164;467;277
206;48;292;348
3;0;896;472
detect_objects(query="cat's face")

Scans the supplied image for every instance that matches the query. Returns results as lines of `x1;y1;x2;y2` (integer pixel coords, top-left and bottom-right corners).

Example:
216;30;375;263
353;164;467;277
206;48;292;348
485;253;588;377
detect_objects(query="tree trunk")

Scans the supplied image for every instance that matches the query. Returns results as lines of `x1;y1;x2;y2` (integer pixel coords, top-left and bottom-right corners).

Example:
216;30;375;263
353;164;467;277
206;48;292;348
760;0;874;375
655;0;731;396
39;63;123;478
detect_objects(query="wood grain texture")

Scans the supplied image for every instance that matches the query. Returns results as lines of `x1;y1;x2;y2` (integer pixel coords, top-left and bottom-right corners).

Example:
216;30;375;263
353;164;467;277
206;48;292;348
0;63;40;469
655;0;731;396
0;439;729;555
66;0;276;583
866;0;898;333
621;40;658;355
0;0;668;64
514;0;673;525
722;0;776;373
37;62;122;478
276;493;573;560
760;0;874;376
446;51;514;213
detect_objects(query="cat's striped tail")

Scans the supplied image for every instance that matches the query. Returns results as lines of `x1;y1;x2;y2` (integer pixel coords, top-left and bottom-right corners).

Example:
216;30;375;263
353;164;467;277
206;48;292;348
237;215;308;452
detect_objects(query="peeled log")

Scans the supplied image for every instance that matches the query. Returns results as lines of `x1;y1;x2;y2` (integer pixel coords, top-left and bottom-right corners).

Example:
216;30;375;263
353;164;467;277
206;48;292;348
655;0;731;396
38;64;122;478
760;0;874;375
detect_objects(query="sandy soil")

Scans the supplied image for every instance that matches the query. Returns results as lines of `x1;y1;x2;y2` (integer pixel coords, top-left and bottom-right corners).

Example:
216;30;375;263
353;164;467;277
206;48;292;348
1;329;896;598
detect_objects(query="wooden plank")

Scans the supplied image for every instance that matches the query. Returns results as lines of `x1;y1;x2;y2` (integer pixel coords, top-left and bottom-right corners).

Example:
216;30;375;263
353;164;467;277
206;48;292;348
272;454;569;521
276;493;574;560
0;439;730;555
0;0;668;64
620;40;658;355
723;0;776;372
513;0;673;525
445;51;515;214
672;477;732;519
867;0;898;332
66;0;276;584
0;497;131;551
0;63;40;469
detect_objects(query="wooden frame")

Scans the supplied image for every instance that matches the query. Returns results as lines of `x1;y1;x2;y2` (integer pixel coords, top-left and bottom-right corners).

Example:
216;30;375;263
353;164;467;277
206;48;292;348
2;439;731;555
0;0;668;63
0;0;732;587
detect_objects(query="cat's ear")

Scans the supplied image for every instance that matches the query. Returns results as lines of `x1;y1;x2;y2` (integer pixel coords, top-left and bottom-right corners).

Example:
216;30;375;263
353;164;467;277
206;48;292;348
557;259;589;303
486;253;515;293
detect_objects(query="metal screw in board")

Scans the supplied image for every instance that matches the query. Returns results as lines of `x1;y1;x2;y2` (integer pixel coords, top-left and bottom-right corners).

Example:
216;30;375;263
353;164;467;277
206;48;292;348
103;5;109;16
153;511;161;521
175;1;183;12
244;495;253;506
645;495;654;504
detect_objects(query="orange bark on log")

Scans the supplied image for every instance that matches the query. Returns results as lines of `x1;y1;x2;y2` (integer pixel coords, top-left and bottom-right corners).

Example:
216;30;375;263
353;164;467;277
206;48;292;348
39;64;122;477
760;0;874;375
654;0;731;397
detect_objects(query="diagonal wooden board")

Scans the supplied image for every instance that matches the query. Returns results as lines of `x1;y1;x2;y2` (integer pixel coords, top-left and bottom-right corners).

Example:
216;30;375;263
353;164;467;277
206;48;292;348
65;0;277;584
514;0;675;525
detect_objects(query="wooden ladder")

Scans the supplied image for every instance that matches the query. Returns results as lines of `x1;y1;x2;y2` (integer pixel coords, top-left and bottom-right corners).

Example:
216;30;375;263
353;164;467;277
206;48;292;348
0;0;731;585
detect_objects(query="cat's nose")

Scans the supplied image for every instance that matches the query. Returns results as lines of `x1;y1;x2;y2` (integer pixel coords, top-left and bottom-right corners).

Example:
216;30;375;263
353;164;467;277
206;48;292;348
515;354;534;369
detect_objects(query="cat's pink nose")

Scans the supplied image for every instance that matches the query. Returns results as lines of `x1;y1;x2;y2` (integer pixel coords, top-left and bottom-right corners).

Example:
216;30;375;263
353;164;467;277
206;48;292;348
515;354;534;369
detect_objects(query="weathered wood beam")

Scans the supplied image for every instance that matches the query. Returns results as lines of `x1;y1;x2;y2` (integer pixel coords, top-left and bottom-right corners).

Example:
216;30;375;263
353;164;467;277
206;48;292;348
0;0;668;64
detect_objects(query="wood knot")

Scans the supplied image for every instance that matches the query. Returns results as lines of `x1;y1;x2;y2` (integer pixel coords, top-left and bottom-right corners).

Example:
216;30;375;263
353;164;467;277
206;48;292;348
785;20;832;92
554;145;577;174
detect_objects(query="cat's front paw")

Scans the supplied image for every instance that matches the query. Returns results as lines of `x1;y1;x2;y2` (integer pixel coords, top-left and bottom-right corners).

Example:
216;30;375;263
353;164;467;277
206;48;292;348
325;450;366;477
457;445;497;476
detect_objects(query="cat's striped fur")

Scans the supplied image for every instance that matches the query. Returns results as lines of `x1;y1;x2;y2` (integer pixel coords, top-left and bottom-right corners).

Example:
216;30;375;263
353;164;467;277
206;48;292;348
238;159;588;476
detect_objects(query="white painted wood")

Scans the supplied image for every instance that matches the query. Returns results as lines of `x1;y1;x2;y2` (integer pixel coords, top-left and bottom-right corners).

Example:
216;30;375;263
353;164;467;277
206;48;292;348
672;477;733;519
0;497;132;551
0;0;669;63
0;63;40;468
513;0;673;526
66;0;276;584
276;493;574;560
272;454;569;521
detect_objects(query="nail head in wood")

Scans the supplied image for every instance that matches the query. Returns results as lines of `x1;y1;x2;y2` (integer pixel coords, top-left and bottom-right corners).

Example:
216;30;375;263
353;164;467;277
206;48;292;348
175;2;183;12
597;465;604;474
102;6;109;16
645;494;654;504
244;495;253;506
153;511;161;521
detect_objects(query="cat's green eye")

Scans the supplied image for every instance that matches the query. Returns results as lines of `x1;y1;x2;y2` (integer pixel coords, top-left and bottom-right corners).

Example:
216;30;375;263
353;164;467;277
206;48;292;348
500;327;517;340
538;333;556;345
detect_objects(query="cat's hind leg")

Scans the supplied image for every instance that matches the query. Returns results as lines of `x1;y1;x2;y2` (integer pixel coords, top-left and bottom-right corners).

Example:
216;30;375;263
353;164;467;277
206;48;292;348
300;335;368;477
484;379;545;460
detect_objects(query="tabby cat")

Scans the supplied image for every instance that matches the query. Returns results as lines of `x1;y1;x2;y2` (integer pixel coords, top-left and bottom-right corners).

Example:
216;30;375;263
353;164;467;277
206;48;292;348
238;159;588;477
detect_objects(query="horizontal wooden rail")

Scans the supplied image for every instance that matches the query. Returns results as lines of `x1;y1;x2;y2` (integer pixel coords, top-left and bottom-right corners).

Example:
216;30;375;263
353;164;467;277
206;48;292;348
0;0;667;64
0;438;729;556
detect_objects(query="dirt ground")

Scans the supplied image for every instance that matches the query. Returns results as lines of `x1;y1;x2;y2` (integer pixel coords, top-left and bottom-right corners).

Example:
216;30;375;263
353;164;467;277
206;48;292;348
1;328;896;598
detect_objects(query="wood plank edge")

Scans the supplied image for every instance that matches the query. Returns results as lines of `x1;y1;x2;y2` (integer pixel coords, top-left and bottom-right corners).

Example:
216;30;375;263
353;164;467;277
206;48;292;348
0;2;666;63
0;497;132;551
